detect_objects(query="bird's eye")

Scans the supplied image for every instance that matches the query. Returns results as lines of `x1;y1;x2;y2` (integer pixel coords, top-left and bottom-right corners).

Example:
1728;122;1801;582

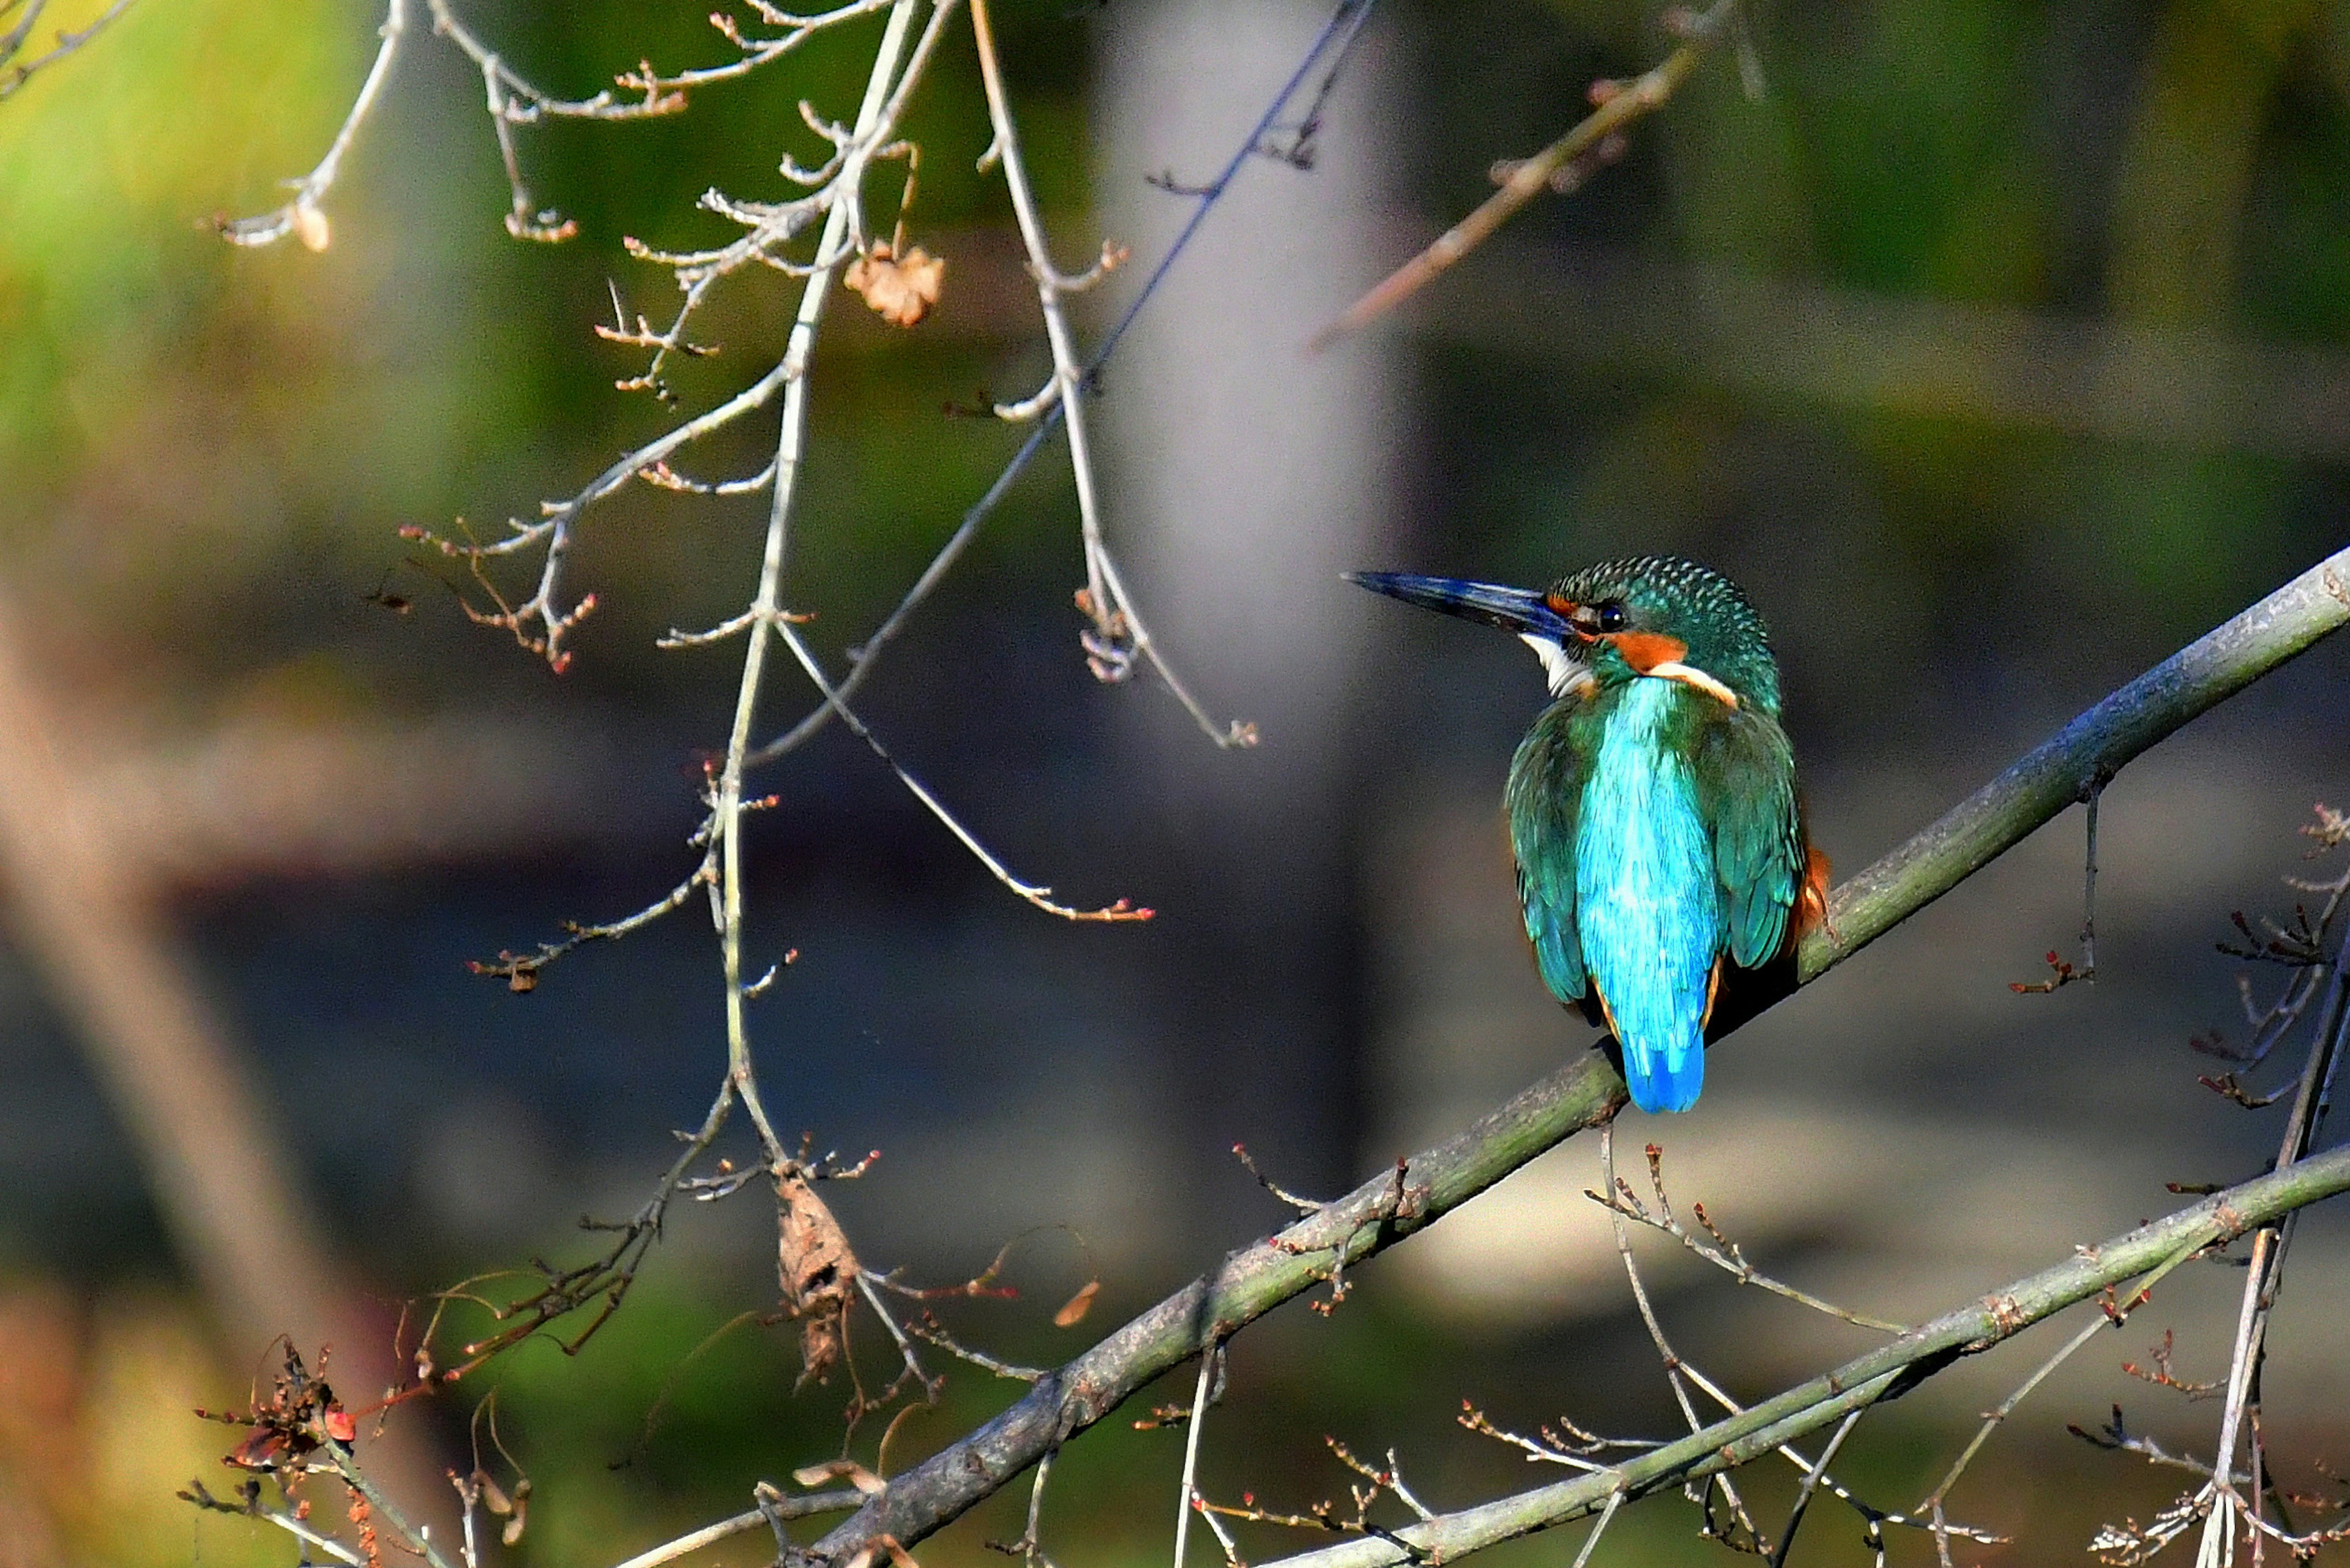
1595;602;1628;633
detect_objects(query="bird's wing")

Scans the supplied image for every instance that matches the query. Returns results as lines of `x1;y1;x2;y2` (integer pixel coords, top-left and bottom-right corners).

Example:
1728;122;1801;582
1506;701;1588;1003
1693;707;1802;971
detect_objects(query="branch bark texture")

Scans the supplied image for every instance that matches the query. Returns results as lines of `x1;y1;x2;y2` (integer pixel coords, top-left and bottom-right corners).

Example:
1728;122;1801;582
811;545;2350;1562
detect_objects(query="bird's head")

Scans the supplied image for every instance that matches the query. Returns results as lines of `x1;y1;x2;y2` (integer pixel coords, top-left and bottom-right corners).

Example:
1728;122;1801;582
1348;554;1781;717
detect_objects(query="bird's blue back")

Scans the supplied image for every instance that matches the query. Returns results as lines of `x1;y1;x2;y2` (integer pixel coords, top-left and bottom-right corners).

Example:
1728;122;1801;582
1509;675;1799;1114
1575;680;1718;1111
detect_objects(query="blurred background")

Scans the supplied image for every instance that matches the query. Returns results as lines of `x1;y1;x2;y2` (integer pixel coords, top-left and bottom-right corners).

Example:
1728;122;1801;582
2;0;2348;1563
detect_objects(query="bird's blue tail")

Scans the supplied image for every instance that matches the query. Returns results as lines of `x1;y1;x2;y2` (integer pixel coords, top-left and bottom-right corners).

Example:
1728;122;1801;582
1621;1034;1704;1113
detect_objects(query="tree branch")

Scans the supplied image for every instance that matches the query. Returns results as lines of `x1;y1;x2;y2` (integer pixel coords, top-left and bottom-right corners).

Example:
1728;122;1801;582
806;545;2350;1564
0;0;140;102
1252;1145;2350;1568
1307;0;1729;349
1799;547;2350;980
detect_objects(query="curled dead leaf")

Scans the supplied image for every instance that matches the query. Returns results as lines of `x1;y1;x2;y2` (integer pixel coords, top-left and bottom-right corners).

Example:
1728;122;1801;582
777;1170;859;1387
844;242;944;327
1052;1279;1100;1327
843;1534;922;1568
793;1458;887;1495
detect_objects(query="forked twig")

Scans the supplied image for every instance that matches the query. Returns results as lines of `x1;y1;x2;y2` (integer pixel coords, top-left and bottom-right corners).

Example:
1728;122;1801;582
1589;1140;1908;1333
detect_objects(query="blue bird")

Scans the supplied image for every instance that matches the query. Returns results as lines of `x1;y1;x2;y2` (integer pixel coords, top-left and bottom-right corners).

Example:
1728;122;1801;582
1351;557;1827;1113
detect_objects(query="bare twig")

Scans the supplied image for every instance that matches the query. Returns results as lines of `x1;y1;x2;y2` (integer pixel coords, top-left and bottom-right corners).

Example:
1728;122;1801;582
179;1477;367;1566
705;0;924;1180
1599;1126;1766;1550
2013;775;2105;992
905;1312;1046;1384
1234;1141;1327;1214
602;1487;867;1568
468;860;715;991
1173;1344;1222;1568
1192;1438;1438;1563
967;0;1251;749
1767;1408;1860;1568
748;1;1376;769
1590;1140;1908;1332
0;0;140;100
218;0;409;249
1460;1404;1657;1478
1567;1489;1622;1568
985;1450;1064;1568
1308;0;1734;348
2188;901;2348;1568
773;618;1156;922
1240;1155;2340;1568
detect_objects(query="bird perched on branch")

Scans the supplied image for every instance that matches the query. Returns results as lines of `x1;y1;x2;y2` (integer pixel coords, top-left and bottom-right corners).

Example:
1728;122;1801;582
1351;557;1827;1113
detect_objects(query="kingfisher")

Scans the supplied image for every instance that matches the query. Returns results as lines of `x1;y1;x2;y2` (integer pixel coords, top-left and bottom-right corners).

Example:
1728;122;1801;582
1351;556;1828;1113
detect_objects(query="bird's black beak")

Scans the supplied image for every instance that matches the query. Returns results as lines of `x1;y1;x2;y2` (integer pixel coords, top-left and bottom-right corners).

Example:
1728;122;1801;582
1345;572;1575;642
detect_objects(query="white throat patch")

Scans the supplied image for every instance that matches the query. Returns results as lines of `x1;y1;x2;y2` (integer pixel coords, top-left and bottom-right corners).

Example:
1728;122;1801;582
1520;633;1596;700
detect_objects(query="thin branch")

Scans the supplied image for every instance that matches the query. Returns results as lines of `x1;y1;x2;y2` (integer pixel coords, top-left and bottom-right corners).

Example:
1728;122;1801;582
178;1478;366;1566
906;1312;1047;1383
0;0;139;100
710;0;923;1177
1592;1131;1973;1553
400;0;959;670
1459;1404;1657;1478
773;619;1154;922
468;859;714;991
1308;0;1733;348
2191;900;2349;1567
967;0;1250;750
603;1488;868;1568
985;1450;1063;1568
1767;1408;1860;1568
218;0;408;248
1923;1312;2106;1566
1172;1345;1220;1568
1567;1490;1622;1568
1244;1151;2349;1568
329;1440;458;1568
415;1078;739;1382
1591;1139;1908;1332
1600;1126;1765;1551
748;2;1376;769
806;546;2350;1566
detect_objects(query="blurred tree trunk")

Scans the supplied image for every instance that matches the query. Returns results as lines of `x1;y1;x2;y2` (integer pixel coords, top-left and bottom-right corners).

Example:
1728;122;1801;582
0;596;450;1535
1097;0;1413;1217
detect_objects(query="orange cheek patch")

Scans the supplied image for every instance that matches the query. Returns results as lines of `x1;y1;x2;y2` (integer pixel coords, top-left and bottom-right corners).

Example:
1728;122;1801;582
1602;630;1688;673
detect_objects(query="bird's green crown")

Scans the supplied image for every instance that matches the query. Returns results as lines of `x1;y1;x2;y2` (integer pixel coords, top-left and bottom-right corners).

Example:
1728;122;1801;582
1554;555;1783;716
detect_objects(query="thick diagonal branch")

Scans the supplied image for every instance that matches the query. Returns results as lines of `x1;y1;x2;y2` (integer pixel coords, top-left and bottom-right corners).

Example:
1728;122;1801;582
810;545;2350;1563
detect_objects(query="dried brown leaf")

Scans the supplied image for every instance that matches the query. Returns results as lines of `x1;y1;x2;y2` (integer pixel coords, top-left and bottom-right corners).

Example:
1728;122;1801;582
777;1170;859;1387
843;1534;921;1568
1052;1279;1100;1327
794;1458;887;1495
844;242;945;327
